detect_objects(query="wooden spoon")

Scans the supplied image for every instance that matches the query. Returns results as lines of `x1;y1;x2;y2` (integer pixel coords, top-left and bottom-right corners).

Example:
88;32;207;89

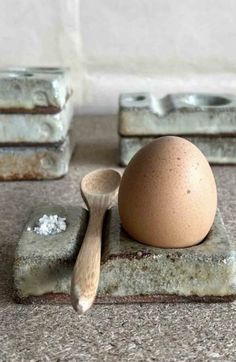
71;168;121;313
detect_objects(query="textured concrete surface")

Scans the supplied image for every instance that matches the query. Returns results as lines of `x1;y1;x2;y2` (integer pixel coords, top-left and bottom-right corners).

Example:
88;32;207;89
0;67;71;112
120;136;236;166
119;93;236;136
0;133;74;180
119;92;236;165
0;116;236;361
15;206;235;301
0;99;73;144
14;205;88;299
100;208;236;298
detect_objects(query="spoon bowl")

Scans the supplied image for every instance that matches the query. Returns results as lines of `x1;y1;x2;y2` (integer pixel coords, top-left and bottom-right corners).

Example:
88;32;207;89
81;169;121;207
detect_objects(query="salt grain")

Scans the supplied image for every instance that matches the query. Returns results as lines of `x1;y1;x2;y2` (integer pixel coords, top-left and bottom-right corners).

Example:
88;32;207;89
33;214;67;236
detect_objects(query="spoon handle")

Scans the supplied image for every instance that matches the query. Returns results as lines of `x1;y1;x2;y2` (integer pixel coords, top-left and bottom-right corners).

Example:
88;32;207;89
71;207;105;313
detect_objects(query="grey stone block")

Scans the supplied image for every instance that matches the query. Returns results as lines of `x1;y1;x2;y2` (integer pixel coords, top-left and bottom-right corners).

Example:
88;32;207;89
0;133;75;180
14;205;88;299
14;205;236;303
0;99;73;144
120;136;236;166
100;208;236;299
0;67;71;113
119;92;236;136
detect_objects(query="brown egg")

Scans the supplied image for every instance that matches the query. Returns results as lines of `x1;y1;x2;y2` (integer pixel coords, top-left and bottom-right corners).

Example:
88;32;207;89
118;136;217;248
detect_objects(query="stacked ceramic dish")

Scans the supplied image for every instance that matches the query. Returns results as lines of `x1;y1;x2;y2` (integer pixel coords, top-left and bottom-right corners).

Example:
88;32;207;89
0;67;74;180
118;92;236;166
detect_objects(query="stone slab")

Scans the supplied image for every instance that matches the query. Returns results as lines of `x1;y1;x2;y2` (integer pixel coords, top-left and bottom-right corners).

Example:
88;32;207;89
0;133;75;180
0;67;71;113
0;99;73;144
119;92;236;136
13;205;236;303
119;136;236;166
14;205;88;299
100;208;236;299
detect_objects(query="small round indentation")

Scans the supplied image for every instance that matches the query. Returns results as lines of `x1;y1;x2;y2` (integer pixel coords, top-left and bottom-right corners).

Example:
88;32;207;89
33;91;49;106
8;70;33;78
40;123;53;138
23;72;33;77
125;95;146;103
34;67;62;74
181;94;231;107
40;156;55;170
134;95;146;101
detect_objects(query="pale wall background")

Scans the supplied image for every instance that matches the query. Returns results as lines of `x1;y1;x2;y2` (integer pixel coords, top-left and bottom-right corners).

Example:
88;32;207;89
0;0;236;114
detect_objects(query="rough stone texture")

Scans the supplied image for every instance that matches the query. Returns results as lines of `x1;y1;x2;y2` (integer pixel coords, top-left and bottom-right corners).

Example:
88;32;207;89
0;133;75;180
0;67;71;112
14;205;88;299
100;208;236;298
119;92;236;136
14;206;235;301
0;99;73;144
120;136;236;166
0;116;236;361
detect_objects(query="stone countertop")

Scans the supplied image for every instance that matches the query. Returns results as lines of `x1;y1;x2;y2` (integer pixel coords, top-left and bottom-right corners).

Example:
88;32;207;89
0;116;235;361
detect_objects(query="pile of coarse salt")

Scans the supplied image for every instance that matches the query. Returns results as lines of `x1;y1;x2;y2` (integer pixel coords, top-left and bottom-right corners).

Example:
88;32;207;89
33;214;67;236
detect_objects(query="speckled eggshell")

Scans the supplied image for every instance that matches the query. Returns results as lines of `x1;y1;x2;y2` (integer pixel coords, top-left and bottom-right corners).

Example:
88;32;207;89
118;136;217;248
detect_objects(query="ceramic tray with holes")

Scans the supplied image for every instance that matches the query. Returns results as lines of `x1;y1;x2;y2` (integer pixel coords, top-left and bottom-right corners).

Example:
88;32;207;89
14;205;236;304
119;92;236;166
0;67;71;113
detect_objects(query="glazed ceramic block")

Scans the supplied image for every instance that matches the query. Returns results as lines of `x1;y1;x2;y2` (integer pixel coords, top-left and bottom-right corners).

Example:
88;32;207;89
14;206;236;303
14;205;88;299
0;67;71;113
120;136;236;166
119;92;236;165
100;208;236;300
0;99;73;144
0;134;74;180
119;93;236;136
